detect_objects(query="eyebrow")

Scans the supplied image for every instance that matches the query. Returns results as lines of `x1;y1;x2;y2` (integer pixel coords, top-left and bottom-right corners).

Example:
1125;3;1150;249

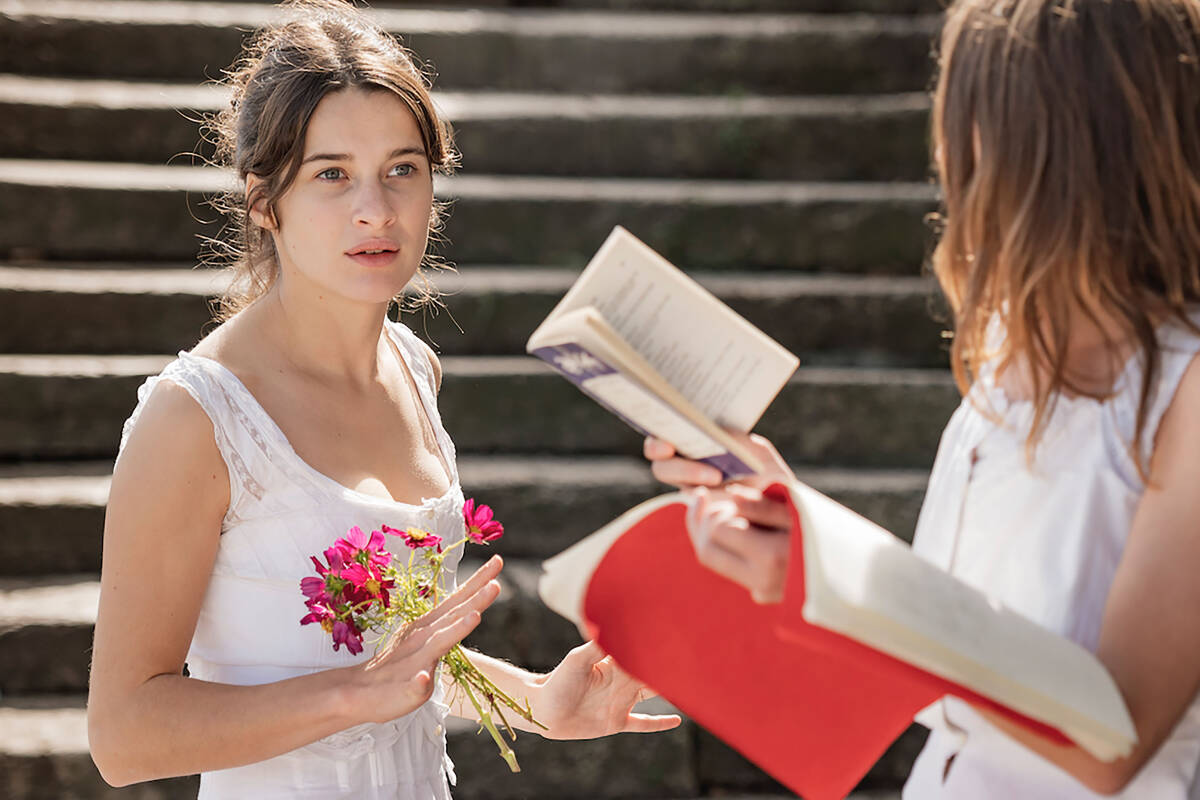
300;146;427;165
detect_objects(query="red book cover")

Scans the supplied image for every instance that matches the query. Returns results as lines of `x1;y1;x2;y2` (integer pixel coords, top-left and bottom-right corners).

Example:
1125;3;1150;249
570;486;1079;800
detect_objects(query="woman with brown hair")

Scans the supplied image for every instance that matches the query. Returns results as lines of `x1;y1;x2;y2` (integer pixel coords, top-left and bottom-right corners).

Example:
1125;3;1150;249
648;0;1200;796
86;1;678;796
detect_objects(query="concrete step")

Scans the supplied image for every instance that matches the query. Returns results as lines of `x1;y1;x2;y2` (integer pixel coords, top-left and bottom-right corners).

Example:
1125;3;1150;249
0;265;948;366
0;2;940;95
0;355;959;467
0;458;928;575
0;75;932;182
0;160;936;271
145;0;942;12
0;695;922;798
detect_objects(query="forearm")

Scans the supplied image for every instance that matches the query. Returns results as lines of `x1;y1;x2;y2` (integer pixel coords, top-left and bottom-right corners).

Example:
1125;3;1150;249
88;666;363;786
443;648;548;734
974;707;1138;795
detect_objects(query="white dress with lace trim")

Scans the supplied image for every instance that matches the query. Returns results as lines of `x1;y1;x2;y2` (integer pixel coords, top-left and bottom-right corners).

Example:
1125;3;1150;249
118;320;463;800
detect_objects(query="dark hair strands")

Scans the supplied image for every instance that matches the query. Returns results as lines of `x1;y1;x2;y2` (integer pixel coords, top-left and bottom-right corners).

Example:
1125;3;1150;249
198;0;461;324
931;0;1200;477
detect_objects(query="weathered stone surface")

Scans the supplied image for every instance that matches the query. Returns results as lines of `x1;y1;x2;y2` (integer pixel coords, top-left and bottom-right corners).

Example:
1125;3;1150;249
0;162;936;271
693;724;926;795
0;82;932;182
0;695;906;799
0;5;939;95
0;266;948;366
0;356;957;466
0;459;928;577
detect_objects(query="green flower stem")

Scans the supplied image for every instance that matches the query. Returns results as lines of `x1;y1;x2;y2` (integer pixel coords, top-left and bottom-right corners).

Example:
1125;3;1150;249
459;678;521;773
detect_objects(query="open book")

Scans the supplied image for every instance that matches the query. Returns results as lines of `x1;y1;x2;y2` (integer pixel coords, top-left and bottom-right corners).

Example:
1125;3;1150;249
538;483;1136;800
526;227;799;479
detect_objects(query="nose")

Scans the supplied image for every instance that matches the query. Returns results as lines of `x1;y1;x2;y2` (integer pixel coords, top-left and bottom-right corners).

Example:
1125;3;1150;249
352;178;397;230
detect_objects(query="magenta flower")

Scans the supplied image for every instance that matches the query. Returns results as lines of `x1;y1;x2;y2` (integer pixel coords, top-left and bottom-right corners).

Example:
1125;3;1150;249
331;619;364;655
334;526;391;571
463;498;504;544
341;562;394;608
300;598;335;629
384;524;443;550
300;575;331;604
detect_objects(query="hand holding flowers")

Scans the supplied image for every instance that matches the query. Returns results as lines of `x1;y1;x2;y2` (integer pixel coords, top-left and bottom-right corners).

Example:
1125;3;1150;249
301;499;543;771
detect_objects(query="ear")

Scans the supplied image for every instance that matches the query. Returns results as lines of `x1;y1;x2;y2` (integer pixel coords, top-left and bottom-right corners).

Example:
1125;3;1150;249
245;174;277;231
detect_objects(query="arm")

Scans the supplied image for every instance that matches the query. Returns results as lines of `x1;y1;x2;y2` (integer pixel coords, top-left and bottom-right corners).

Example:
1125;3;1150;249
648;358;1200;794
442;644;680;739
970;355;1200;794
87;382;501;786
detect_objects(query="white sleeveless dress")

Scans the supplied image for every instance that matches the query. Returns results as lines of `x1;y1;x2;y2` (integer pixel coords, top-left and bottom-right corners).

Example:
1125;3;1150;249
117;320;464;799
903;309;1200;798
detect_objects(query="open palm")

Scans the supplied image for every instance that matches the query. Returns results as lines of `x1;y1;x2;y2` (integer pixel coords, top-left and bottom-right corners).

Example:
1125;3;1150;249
537;641;681;740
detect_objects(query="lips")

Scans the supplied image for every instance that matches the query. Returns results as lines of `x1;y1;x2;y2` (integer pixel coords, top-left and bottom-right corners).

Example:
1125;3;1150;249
346;239;399;257
346;239;401;268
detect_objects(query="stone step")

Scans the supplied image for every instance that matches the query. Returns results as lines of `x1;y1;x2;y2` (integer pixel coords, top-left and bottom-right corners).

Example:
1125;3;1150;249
0;355;959;467
0;695;921;798
0;1;940;95
0;459;928;576
0;75;931;182
0;265;947;366
155;0;942;12
0;160;936;271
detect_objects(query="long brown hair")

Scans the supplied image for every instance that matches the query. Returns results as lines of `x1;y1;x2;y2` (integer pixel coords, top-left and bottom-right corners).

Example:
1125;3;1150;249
203;0;459;321
932;0;1200;468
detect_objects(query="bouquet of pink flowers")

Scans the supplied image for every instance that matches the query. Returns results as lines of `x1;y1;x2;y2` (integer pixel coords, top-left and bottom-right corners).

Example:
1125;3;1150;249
300;498;542;771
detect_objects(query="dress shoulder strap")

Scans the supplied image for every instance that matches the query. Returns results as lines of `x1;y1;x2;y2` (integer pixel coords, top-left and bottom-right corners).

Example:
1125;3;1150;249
118;353;276;527
1109;308;1200;483
385;320;459;483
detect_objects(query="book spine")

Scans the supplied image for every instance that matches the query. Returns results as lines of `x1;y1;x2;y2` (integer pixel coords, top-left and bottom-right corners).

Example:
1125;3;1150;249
530;343;754;480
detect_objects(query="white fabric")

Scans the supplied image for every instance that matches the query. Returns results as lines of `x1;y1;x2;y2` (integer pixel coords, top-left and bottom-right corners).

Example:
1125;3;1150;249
118;320;465;799
903;309;1200;799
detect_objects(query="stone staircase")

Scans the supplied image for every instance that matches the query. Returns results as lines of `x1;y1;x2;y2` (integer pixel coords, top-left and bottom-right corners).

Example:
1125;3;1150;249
0;0;947;797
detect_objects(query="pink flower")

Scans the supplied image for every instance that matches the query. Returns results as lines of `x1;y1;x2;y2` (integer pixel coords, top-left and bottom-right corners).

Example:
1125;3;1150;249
463;498;504;544
300;597;336;630
341;563;394;608
300;576;331;604
334;526;391;571
384;524;443;550
331;619;364;655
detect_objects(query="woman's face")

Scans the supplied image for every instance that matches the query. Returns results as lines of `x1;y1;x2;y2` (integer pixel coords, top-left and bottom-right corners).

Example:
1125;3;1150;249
251;87;434;307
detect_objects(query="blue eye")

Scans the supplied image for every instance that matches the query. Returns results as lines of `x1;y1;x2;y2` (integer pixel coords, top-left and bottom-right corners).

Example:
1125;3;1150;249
390;164;414;177
317;167;343;180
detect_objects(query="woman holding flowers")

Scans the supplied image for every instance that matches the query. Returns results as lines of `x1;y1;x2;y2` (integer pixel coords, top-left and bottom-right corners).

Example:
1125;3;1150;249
650;0;1200;797
86;1;678;796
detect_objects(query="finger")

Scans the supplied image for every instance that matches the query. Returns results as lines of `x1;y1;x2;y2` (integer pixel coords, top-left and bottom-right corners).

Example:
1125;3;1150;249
623;713;683;733
728;485;793;532
565;639;607;667
418;579;500;638
420;556;503;626
651;457;723;489
693;536;758;590
643;436;676;461
419;608;484;659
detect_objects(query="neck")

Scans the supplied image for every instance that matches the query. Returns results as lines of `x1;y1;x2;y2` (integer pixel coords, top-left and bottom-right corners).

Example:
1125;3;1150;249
257;272;391;388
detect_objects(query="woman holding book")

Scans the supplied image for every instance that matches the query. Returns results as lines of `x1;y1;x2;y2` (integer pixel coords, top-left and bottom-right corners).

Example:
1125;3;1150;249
647;0;1200;796
87;1;678;796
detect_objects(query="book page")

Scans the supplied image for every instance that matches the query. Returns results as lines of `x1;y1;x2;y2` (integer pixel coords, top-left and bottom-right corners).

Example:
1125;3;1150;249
530;341;757;479
538;227;798;432
791;482;1136;759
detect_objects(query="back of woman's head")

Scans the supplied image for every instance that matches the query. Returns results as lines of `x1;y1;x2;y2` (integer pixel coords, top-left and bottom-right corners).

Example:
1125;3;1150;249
206;0;458;319
933;0;1200;458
